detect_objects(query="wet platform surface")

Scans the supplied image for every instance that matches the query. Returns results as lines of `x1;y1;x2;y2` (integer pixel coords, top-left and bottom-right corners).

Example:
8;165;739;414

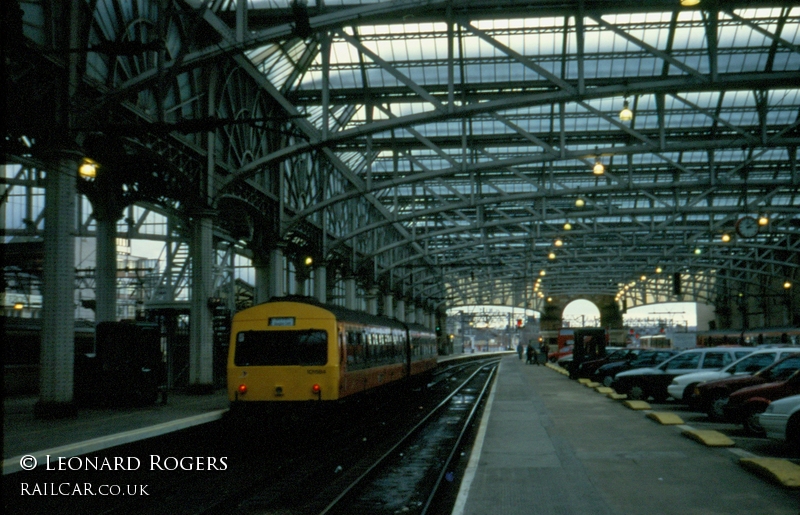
454;356;800;515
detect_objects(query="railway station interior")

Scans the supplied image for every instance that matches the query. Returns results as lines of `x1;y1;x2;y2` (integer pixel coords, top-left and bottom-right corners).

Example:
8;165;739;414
2;0;800;513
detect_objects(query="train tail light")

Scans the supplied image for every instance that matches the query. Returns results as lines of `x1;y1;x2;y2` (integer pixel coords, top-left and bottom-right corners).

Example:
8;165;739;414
237;384;247;395
312;384;321;394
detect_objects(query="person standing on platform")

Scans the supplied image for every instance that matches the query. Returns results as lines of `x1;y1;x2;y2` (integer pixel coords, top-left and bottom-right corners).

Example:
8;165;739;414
517;342;524;360
541;340;550;364
526;343;535;364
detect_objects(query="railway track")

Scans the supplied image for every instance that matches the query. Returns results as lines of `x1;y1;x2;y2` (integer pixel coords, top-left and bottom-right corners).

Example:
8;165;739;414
316;360;498;515
4;358;499;515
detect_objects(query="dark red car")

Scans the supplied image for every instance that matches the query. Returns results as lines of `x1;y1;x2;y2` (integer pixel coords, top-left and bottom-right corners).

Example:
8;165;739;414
695;353;800;420
575;348;641;379
548;345;572;363
721;354;800;434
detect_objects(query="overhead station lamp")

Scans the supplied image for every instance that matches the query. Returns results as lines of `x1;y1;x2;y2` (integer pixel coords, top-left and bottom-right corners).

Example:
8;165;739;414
655;266;663;274
554;238;564;247
575;198;585;208
548;252;556;260
78;157;99;179
592;156;605;175
785;281;793;290
304;256;314;266
758;215;769;226
619;98;633;122
680;0;701;6
563;222;572;230
721;233;731;243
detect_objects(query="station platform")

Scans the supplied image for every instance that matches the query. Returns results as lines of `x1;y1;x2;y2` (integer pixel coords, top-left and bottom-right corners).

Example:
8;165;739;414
453;355;799;515
3;389;229;475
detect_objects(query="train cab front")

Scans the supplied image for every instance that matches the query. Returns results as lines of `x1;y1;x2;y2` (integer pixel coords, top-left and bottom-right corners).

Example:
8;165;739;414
229;364;335;404
226;306;340;411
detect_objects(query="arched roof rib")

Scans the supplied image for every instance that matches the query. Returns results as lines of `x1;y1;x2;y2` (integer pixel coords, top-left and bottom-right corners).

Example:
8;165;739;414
235;2;799;308
9;0;799;311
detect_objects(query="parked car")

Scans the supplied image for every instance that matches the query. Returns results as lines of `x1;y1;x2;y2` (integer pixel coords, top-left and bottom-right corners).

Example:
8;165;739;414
722;354;800;434
575;348;640;379
558;347;623;374
667;348;800;405
759;394;800;447
613;347;753;402
591;350;679;387
548;345;573;363
694;353;800;420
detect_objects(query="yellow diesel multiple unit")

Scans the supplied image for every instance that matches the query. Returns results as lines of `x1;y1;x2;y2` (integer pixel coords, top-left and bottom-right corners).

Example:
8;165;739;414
227;298;437;406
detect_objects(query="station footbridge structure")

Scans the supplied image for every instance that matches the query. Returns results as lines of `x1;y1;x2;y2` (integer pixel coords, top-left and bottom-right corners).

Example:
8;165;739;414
3;0;799;412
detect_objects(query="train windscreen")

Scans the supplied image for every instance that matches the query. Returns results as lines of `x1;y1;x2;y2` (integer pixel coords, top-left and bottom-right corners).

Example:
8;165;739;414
234;330;328;366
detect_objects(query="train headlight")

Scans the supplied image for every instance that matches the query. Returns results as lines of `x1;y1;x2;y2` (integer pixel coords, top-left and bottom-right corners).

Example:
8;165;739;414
237;384;247;395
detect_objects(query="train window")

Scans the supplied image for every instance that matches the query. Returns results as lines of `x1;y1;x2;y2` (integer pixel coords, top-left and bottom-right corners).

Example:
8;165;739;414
234;330;328;366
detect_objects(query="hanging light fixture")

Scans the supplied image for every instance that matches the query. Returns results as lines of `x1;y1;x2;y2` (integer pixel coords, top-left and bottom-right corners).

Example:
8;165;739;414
593;156;605;175
78;157;99;179
619;98;633;121
554;238;563;247
563;222;572;230
680;0;701;6
575;198;585;208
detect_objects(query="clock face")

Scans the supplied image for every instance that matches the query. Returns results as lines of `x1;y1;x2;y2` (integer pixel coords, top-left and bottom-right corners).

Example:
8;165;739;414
735;216;759;238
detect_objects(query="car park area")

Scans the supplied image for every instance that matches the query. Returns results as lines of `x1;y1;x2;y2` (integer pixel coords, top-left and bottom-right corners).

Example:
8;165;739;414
545;352;800;491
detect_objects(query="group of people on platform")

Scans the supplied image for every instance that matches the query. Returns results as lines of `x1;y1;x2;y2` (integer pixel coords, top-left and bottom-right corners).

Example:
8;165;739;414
517;340;550;365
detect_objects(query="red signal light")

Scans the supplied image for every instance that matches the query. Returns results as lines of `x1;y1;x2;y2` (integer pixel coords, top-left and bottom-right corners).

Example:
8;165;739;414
516;319;522;328
237;384;247;395
312;384;321;394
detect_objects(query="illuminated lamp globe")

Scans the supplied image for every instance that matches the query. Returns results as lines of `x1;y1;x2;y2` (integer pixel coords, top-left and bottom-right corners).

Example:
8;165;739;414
721;233;731;243
681;0;701;5
593;158;605;175
619;100;633;121
575;198;585;208
78;158;99;179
